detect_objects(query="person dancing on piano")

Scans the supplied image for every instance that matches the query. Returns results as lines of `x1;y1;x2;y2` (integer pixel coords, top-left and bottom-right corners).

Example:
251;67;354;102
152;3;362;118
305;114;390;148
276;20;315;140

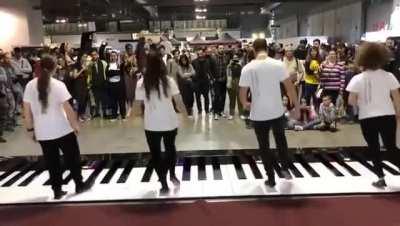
23;55;90;200
347;42;400;188
136;51;188;194
239;39;300;187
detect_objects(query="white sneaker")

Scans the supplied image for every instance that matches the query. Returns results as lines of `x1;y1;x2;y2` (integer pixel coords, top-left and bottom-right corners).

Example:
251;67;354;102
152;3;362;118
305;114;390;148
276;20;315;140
228;115;234;120
188;115;194;119
240;115;247;120
214;115;219;120
294;125;304;131
221;113;227;118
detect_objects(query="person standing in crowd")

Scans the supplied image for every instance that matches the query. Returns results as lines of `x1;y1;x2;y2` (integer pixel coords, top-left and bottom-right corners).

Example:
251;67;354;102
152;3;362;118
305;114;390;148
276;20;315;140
384;38;400;81
294;39;308;61
106;51;126;121
212;45;229;120
167;49;180;82
135;51;188;193
122;44;138;118
11;47;32;88
159;45;172;66
239;39;300;187
23;55;90;200
0;53;17;131
192;49;212;116
177;54;196;117
71;54;90;122
60;43;75;67
304;47;321;107
88;50;108;119
320;50;345;104
283;47;305;98
136;37;147;73
0;55;9;143
347;42;400;188
160;34;173;55
227;55;243;120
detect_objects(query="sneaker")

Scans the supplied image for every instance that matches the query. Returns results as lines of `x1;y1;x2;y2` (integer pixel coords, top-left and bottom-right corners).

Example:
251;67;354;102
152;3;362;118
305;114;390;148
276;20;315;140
240;115;247;120
214;114;219;120
221;113;227;118
294;125;304;131
79;117;85;122
372;179;387;189
228;115;234;120
264;180;276;187
53;190;67;200
110;118;117;122
282;170;293;180
0;137;6;143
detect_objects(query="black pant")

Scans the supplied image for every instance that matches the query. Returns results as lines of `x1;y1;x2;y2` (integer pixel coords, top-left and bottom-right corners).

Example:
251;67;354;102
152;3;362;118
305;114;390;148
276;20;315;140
92;87;108;116
145;129;178;183
38;133;83;191
360;115;397;178
253;116;291;182
304;83;318;106
108;82;126;119
193;80;210;114
180;80;194;115
213;80;227;114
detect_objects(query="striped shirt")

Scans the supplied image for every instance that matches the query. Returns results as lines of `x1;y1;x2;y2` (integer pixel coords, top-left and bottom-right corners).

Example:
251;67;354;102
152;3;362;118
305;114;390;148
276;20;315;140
320;62;345;91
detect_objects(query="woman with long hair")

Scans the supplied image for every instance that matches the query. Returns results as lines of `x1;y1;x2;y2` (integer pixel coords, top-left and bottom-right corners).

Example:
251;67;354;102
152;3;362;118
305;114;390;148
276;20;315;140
23;55;89;199
122;45;138;117
347;42;400;188
106;51;126;121
136;52;188;193
177;54;195;117
304;46;322;107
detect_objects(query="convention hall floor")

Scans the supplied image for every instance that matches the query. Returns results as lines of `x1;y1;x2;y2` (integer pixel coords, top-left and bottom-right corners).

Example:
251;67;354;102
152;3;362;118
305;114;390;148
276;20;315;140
1;113;365;157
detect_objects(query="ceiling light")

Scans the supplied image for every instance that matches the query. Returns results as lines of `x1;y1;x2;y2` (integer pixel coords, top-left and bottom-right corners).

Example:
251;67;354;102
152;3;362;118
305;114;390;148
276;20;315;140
194;0;209;2
196;15;206;20
195;8;207;13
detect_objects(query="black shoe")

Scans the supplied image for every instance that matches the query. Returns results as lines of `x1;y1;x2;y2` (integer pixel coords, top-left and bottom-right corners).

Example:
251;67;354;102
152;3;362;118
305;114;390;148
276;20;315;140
0;137;6;143
282;170;293;180
160;186;170;194
265;180;276;188
76;182;91;194
54;190;67;200
170;175;181;186
372;179;387;189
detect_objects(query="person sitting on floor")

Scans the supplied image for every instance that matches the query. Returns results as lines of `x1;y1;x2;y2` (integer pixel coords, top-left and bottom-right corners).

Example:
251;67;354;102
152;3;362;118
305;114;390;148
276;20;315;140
314;95;337;131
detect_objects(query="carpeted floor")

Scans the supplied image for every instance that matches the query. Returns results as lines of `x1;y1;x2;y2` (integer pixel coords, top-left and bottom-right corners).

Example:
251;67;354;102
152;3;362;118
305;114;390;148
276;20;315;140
1;195;400;226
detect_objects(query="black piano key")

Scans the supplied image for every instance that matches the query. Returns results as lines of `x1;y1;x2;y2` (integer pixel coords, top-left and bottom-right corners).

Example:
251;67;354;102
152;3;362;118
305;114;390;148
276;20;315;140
348;152;377;175
84;160;107;185
101;160;121;184
141;160;154;182
328;153;361;176
211;156;223;180
0;160;26;182
287;162;304;178
294;154;320;177
19;168;45;186
244;155;263;179
314;153;344;176
381;162;400;175
232;156;246;179
2;162;38;187
197;157;206;180
259;154;284;178
182;157;191;181
62;160;87;185
117;160;135;183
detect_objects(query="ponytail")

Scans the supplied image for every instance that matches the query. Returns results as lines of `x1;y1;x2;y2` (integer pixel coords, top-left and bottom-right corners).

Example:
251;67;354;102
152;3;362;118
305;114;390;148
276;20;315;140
37;55;56;113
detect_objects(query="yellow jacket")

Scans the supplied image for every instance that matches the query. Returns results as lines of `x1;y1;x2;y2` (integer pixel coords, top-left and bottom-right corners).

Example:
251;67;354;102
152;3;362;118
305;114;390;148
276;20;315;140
304;60;320;85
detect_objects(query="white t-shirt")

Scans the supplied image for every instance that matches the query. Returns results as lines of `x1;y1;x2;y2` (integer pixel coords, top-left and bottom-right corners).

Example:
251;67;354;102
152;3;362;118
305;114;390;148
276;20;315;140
23;78;74;141
239;57;289;121
346;69;400;120
135;77;180;131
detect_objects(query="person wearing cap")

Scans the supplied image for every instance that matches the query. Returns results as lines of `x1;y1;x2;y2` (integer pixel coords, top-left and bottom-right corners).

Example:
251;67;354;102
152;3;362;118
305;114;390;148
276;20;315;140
227;54;243;120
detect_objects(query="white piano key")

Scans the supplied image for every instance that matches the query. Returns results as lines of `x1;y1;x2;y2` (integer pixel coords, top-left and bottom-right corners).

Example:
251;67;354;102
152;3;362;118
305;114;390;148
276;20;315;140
126;167;146;184
242;164;256;180
309;162;337;178
205;164;214;180
29;171;49;187
346;161;377;178
10;170;36;187
330;162;353;177
94;169;110;185
173;165;184;181
190;165;198;181
293;163;313;179
109;168;124;184
0;171;20;186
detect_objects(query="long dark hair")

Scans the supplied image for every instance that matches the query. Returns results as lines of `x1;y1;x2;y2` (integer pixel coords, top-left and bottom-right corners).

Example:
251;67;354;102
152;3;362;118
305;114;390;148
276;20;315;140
144;52;170;100
179;54;190;68
38;55;57;113
305;46;321;75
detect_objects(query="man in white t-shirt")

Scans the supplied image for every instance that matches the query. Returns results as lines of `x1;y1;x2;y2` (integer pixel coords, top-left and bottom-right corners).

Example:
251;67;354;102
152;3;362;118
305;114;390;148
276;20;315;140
239;39;300;187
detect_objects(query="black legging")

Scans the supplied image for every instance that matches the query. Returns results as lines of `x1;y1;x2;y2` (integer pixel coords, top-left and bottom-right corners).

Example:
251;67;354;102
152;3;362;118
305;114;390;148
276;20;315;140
145;129;178;183
38;132;83;192
253;116;291;183
193;80;210;114
180;80;194;115
360;115;398;178
108;82;126;119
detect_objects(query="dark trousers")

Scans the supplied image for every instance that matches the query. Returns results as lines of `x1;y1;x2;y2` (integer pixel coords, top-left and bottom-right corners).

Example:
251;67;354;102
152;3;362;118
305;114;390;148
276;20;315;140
213;80;227;114
38;133;83;191
304;83;318;106
193;80;210;114
108;82;126;119
360;115;397;178
253;116;291;182
0;97;7;136
228;78;243;116
145;129;178;183
180;80;194;115
92;87;108;116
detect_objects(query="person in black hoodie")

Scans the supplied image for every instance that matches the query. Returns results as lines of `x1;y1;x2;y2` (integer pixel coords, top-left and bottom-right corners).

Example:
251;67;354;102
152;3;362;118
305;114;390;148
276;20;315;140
192;49;212;115
106;51;126;121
